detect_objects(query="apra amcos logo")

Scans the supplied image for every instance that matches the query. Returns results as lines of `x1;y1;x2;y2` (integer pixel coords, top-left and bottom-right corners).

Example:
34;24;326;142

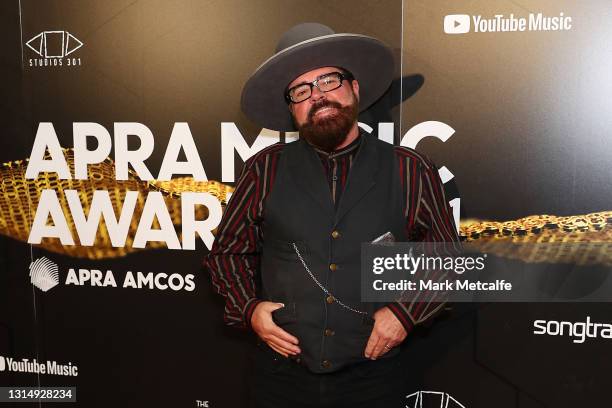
26;30;83;67
29;256;59;292
28;256;195;293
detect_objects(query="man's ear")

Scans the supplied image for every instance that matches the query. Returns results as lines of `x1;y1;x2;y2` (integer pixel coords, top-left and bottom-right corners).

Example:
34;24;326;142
351;80;360;101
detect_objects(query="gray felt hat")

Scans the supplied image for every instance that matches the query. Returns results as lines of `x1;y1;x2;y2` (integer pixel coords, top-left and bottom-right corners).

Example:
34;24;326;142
240;22;395;132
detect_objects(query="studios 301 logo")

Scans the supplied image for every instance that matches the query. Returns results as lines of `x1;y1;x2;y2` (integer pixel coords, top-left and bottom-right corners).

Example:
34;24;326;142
25;30;84;68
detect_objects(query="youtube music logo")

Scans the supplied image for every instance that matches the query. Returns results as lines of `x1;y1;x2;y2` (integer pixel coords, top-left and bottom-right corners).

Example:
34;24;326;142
444;12;572;34
444;14;470;34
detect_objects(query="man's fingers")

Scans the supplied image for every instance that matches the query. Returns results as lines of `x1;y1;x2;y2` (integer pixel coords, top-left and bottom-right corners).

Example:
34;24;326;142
365;324;395;359
369;336;384;359
271;325;300;345
371;337;390;359
364;330;380;358
267;334;301;354
270;302;285;312
267;342;290;358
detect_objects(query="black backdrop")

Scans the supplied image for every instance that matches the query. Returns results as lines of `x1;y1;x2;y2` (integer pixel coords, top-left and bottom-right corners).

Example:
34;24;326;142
1;1;611;407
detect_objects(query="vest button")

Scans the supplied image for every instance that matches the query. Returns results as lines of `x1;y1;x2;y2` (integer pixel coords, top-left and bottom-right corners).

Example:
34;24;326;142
324;328;335;336
321;360;332;369
329;263;337;271
325;295;335;304
331;230;340;239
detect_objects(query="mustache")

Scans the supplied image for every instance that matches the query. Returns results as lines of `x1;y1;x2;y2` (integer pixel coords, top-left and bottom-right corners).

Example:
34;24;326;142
308;100;344;121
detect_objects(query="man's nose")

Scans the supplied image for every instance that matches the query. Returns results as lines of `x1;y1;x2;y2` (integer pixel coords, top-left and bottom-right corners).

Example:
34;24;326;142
310;85;326;101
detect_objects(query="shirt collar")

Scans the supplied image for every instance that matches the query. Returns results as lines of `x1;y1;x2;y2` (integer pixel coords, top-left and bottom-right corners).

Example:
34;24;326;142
311;129;364;159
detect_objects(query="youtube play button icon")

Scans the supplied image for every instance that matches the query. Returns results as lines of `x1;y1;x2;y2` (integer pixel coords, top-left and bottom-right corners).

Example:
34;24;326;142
444;14;471;34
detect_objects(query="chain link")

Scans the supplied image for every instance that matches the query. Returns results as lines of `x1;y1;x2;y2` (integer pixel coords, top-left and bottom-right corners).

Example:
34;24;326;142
291;242;369;316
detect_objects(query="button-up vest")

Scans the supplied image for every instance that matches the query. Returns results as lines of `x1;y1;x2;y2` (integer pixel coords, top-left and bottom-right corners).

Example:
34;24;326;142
260;132;408;373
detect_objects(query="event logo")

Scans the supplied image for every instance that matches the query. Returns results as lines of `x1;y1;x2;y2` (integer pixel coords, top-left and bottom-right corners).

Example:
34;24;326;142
0;355;78;376
444;12;572;34
406;390;466;408
23;121;459;251
25;31;83;67
444;14;471;34
533;317;612;344
28;257;195;293
29;256;59;292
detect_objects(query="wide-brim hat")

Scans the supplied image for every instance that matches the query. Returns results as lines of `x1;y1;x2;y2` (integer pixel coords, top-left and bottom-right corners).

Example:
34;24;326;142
241;22;395;132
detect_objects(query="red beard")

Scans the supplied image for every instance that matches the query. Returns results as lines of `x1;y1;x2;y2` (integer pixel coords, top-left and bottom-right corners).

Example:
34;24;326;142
296;95;358;152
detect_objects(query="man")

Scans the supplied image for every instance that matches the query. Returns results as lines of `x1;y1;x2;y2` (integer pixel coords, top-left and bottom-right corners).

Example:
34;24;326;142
204;23;458;407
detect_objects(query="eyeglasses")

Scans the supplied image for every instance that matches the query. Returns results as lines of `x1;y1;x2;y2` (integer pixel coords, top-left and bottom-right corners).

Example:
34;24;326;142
285;71;354;104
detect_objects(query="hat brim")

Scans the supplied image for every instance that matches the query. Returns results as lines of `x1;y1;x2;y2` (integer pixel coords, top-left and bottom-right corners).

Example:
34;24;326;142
241;34;395;132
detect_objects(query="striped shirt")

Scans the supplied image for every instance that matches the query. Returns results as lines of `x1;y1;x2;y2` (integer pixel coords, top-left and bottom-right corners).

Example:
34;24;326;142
203;130;459;334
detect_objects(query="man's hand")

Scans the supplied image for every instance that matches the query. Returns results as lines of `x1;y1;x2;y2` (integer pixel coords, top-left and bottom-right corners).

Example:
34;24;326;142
251;301;301;358
364;306;407;360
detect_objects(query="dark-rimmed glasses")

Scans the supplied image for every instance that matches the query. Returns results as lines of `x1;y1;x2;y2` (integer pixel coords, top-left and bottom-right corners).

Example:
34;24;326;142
285;71;354;104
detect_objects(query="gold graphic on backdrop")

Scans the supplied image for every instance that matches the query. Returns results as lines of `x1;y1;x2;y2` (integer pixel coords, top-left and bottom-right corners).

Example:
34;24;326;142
0;151;610;261
461;213;612;266
0;149;233;259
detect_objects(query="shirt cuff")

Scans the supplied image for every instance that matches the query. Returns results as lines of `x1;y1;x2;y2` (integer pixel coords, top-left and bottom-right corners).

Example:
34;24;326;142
385;302;415;334
243;297;263;330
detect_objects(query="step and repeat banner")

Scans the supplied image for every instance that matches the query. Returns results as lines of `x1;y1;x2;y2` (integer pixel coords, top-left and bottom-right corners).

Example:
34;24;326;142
1;0;611;407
